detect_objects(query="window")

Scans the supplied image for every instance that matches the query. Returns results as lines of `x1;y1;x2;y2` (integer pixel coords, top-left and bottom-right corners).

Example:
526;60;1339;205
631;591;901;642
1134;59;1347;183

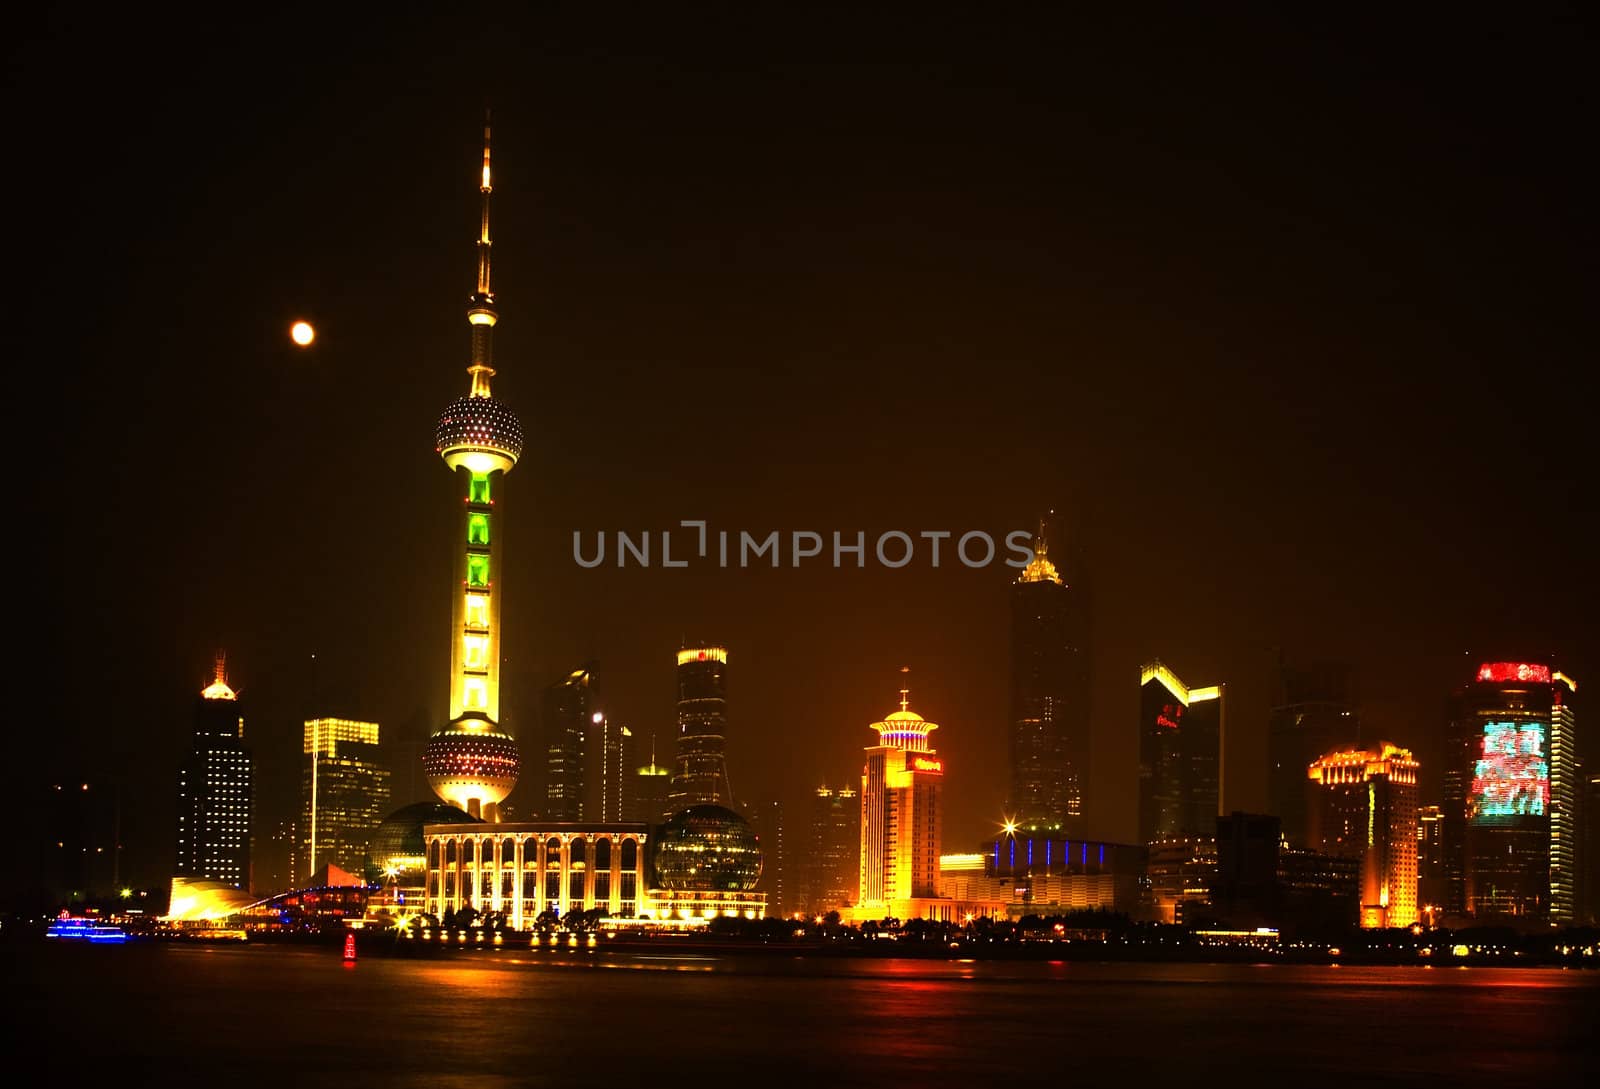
463;677;488;710
462;634;490;670
468;472;491;504
464;593;490;631
467;553;490;587
468;512;490;545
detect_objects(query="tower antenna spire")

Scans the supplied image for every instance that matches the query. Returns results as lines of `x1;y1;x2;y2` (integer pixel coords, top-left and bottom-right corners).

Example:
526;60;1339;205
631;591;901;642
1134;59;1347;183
467;109;498;398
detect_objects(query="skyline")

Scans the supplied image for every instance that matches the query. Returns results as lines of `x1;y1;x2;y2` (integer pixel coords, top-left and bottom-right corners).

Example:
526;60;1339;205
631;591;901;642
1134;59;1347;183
16;11;1593;899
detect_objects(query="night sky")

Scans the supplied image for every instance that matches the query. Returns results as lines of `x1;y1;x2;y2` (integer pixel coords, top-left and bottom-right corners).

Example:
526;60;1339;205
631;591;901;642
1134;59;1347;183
13;10;1594;895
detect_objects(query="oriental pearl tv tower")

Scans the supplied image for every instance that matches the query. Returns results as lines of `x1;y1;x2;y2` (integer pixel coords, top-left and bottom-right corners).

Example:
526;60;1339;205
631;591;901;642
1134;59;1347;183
422;115;524;821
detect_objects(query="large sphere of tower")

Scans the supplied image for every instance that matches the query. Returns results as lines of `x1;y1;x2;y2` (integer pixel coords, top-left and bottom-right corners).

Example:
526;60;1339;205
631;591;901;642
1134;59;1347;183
435;395;524;474
422;730;521;813
652;805;764;892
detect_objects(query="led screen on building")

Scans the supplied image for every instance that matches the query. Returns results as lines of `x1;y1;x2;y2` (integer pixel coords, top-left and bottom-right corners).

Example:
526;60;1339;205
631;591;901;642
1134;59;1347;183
1469;720;1548;821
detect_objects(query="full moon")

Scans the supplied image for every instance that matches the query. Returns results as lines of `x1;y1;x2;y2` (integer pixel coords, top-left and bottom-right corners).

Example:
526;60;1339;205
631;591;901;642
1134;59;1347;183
290;320;315;347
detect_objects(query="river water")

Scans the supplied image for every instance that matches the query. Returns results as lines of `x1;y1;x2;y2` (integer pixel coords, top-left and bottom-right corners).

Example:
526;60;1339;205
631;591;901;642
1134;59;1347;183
13;943;1596;1087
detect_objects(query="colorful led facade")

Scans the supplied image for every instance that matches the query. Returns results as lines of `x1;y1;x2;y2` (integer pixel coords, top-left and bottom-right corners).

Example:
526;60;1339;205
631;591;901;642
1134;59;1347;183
1138;661;1223;843
423;117;523;821
1008;515;1090;831
668;646;732;812
857;686;946;920
173;652;254;890
1308;743;1419;928
301;718;390;882
1447;663;1578;922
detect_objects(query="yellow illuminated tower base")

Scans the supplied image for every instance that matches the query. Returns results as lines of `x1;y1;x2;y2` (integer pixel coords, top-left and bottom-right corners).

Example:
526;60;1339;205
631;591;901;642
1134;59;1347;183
422;114;523;821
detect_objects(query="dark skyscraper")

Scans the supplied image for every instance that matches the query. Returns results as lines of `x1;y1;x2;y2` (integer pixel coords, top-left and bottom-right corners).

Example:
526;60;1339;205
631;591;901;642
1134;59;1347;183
1138;661;1224;842
174;653;253;890
1447;662;1578;922
746;798;785;918
802;784;860;916
630;734;672;822
542;666;598;822
1416;805;1446;918
1007;515;1089;832
1268;661;1360;847
668;646;732;812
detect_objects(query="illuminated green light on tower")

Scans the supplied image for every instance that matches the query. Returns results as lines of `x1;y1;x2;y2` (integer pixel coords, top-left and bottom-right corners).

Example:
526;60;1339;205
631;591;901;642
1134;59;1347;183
466;553;490;587
469;472;491;504
467;512;490;545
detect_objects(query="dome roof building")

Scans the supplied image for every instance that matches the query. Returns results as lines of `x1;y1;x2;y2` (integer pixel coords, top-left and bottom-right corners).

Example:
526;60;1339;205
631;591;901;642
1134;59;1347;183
652;805;763;892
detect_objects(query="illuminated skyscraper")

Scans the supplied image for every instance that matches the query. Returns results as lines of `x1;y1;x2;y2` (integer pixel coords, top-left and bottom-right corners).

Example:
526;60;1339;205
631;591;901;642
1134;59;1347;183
803;784;860;915
543;666;597;821
422;116;524;822
1007;515;1090;831
174;652;253;890
668;646;732;812
1446;662;1578;922
1268;662;1360;847
1138;661;1224;842
591;717;634;824
300;718;389;881
858;684;945;919
1308;743;1419;928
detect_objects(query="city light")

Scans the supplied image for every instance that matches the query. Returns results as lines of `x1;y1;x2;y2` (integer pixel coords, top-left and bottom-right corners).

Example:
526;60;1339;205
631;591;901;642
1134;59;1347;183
289;320;315;346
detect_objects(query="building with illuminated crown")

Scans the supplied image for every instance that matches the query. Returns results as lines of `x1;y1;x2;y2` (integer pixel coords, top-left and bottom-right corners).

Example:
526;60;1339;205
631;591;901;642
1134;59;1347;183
300;718;389;882
854;682;951;921
1008;514;1090;832
668;646;732;811
423;116;524;822
174;652;253;890
1138;661;1224;843
1308;743;1419;928
1444;662;1578;922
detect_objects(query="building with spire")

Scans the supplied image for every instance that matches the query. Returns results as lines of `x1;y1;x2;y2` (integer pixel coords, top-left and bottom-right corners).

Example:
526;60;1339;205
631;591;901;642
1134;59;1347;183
631;736;673;822
422;115;524;822
174;652;253;890
854;679;952;922
1007;513;1090;833
668;646;732;813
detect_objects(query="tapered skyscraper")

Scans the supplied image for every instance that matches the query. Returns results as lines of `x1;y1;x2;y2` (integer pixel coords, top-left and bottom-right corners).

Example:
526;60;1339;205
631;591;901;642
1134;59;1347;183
422;116;524;822
668;646;732;812
1008;514;1090;832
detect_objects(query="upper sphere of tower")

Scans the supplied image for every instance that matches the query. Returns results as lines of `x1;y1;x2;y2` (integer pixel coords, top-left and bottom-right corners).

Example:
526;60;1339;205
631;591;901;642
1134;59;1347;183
436;395;523;473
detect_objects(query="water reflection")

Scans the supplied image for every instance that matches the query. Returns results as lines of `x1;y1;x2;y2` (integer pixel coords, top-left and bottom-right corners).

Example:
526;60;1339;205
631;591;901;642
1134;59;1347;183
15;944;1595;1089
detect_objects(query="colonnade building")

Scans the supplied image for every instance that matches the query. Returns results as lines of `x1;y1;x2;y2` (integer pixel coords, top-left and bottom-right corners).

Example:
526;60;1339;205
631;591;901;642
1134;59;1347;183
424;822;648;927
422;817;766;927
